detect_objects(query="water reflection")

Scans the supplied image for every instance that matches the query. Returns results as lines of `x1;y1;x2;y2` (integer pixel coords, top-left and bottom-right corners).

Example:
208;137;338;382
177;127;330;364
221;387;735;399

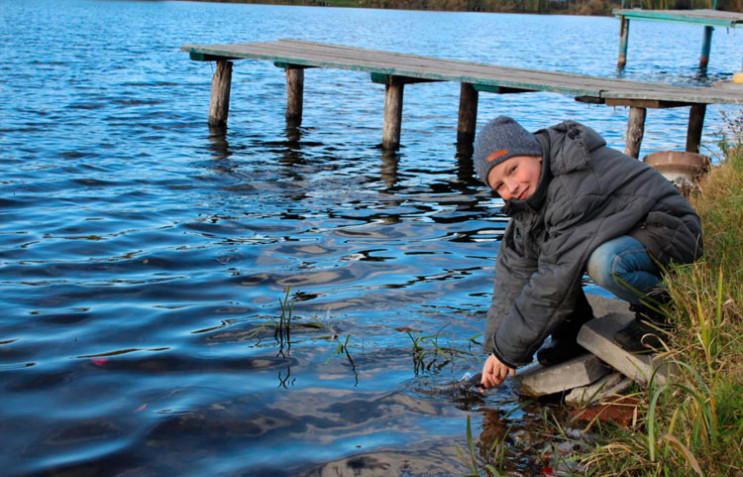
380;150;399;188
455;142;477;185
285;122;303;145
207;125;231;161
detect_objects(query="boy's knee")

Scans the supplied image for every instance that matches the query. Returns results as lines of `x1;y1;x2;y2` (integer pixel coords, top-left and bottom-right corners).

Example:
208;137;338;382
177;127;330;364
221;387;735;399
586;246;615;289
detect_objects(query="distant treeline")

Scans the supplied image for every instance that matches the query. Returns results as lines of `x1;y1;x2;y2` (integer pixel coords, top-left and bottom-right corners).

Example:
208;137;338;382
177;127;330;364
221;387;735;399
189;0;741;14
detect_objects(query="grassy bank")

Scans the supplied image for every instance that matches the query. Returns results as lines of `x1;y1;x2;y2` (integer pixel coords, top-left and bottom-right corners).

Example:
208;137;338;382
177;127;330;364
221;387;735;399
581;126;743;476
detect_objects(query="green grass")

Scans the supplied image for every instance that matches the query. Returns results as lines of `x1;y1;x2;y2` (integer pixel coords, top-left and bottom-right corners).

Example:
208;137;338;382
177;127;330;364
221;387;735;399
578;129;743;476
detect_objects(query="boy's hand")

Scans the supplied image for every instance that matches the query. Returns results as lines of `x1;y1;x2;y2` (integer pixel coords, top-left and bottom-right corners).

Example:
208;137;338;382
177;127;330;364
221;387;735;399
480;354;515;390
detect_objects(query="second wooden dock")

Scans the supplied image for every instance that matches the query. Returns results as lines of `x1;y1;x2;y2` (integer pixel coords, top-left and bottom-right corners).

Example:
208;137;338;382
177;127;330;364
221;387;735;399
613;8;743;70
182;39;743;157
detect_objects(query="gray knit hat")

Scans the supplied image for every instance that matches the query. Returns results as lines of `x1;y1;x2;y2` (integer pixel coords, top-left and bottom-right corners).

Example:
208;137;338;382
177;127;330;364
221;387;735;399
473;116;543;186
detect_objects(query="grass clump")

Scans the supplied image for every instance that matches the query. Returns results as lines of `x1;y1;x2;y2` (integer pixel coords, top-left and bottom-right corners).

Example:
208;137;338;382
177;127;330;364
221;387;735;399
581;124;743;476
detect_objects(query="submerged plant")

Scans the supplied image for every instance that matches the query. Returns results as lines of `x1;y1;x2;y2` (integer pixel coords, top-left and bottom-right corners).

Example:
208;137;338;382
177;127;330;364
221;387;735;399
406;327;478;375
275;287;296;348
325;334;358;386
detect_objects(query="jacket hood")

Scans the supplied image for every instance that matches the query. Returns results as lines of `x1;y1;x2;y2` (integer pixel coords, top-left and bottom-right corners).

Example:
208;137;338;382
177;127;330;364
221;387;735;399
536;120;607;176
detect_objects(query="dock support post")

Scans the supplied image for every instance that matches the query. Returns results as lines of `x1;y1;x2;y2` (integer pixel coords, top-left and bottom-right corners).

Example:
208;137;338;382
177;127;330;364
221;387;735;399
457;83;479;146
209;60;233;127
700;26;714;70
286;65;305;127
618;16;630;69
383;76;404;151
686;104;706;153
625;106;646;158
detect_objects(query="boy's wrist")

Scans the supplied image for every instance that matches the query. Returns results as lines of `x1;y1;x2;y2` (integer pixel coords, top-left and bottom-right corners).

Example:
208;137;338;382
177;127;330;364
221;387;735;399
490;341;519;370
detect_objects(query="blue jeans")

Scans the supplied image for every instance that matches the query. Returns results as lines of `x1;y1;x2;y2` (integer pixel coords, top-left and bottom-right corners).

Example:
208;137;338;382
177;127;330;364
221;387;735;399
586;236;663;305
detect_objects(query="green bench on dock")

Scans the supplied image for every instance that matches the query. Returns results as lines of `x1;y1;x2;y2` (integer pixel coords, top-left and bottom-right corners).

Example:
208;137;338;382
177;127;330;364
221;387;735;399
613;8;743;70
182;39;743;157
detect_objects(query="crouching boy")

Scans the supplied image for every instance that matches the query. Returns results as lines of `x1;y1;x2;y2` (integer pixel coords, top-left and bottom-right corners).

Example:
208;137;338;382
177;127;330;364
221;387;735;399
475;117;703;390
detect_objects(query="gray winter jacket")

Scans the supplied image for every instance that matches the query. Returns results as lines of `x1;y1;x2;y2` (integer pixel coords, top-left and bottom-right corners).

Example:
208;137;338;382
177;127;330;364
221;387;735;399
483;120;703;368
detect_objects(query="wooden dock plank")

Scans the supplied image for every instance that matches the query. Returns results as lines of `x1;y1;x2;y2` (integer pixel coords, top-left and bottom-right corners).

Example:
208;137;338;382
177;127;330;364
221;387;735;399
612;8;743;70
613;8;743;28
184;40;604;96
182;39;743;153
182;39;743;105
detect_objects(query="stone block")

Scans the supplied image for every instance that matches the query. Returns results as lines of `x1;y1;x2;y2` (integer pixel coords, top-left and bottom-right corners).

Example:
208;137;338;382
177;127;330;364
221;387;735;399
577;313;673;387
586;293;632;318
564;372;634;407
518;354;611;397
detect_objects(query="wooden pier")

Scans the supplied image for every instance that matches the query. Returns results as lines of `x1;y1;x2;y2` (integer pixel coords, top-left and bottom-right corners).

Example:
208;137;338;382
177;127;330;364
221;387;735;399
182;39;743;157
613;9;743;70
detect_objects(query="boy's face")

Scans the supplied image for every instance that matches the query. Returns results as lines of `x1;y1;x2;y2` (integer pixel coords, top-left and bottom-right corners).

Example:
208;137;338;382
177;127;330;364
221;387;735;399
486;155;542;201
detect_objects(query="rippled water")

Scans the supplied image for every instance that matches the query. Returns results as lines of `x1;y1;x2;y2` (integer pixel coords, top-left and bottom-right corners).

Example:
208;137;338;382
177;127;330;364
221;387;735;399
2;1;742;475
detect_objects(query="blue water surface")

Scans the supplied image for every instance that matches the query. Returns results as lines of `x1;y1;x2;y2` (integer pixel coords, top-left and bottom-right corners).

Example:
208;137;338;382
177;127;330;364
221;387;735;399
1;1;741;475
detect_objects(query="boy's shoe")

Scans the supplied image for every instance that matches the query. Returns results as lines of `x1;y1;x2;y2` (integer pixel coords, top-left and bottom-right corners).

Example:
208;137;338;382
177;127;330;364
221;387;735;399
614;302;674;353
536;338;588;367
613;319;664;353
537;292;594;367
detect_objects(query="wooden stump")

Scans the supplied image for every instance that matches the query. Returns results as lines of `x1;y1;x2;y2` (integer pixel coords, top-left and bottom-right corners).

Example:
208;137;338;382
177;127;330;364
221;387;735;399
209;60;233;127
618;16;630;69
457;83;478;146
286;66;304;127
686;104;707;153
700;26;714;70
625;106;646;158
382;76;404;151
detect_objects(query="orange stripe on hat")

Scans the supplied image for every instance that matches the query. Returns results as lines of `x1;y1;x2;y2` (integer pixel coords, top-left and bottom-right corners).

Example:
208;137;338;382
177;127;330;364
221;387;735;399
486;149;508;162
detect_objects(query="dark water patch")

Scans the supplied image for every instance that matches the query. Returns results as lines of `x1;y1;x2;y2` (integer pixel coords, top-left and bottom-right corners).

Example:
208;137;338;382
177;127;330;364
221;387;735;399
71;352;297;375
58;150;101;160
6;278;237;313
36;311;95;326
120;81;181;87
110;98;165;106
67;101;107;111
6;368;78;393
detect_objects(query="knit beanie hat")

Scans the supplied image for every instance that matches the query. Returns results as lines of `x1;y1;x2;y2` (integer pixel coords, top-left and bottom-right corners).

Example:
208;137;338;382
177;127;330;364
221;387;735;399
473;116;543;186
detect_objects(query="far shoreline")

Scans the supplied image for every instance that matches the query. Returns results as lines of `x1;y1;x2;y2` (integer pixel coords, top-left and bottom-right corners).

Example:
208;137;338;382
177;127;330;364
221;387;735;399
176;0;622;16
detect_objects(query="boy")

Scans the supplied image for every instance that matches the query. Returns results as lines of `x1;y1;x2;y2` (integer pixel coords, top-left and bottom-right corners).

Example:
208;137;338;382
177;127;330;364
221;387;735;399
474;117;703;390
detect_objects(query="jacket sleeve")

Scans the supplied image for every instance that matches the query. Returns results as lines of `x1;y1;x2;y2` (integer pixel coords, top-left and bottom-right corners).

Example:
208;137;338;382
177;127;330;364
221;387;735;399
491;201;602;367
484;221;538;367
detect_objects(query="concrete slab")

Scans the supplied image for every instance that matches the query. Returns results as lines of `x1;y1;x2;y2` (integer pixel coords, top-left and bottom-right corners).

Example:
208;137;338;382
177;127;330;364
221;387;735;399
564;372;634;407
586;293;631;317
577;313;673;387
518;354;611;397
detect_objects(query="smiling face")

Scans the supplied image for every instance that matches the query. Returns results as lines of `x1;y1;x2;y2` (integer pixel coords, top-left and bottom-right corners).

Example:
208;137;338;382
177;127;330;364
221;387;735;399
486;155;543;201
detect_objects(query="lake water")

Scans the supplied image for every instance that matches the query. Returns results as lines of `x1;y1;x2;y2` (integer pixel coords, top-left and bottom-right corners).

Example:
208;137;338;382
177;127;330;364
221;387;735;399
2;1;741;475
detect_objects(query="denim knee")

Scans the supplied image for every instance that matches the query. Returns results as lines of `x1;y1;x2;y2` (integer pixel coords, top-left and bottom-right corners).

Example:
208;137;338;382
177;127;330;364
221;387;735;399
587;236;663;304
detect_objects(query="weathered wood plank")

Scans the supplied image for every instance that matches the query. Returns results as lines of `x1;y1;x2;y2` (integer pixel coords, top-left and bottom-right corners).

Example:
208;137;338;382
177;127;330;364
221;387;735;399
625;106;646;158
618;15;630;69
286;66;304;126
383;76;404;151
208;60;232;127
613;8;743;28
185;39;743;152
182;40;743;106
686;103;707;153
457;83;478;145
183;41;607;96
605;98;691;109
